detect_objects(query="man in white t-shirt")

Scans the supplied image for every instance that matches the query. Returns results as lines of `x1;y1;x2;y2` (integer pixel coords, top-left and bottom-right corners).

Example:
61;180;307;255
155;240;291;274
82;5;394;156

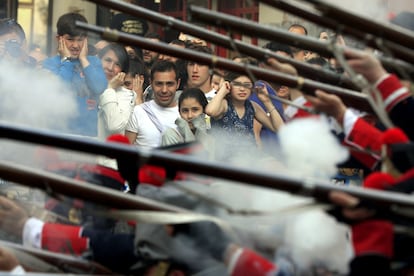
125;60;180;148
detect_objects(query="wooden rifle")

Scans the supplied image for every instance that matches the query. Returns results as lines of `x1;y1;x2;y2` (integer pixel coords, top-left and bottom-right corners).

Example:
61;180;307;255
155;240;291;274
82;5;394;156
257;0;414;70
1;122;414;214
188;5;414;76
85;0;358;90
303;0;414;50
76;21;373;113
0;240;112;274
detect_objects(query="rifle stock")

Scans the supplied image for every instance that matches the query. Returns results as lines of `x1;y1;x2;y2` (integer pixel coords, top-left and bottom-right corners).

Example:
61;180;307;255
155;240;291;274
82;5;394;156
77;21;372;113
0;160;187;213
1;122;414;212
0;240;112;274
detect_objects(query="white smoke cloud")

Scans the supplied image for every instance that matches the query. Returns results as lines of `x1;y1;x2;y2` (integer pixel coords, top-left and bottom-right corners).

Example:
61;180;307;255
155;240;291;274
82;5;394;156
0;61;80;166
278;116;349;180
182;115;349;226
183;116;353;272
0;61;77;130
281;209;353;274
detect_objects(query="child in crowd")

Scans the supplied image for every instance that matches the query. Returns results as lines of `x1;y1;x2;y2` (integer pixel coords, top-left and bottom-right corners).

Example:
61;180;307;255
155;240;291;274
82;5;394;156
161;88;209;147
42;13;107;137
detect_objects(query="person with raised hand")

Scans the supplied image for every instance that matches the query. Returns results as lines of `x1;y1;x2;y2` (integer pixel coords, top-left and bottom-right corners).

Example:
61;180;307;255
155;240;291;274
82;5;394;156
97;43;146;142
343;48;413;139
0;18;34;67
205;70;284;162
161;88;209;147
42;13;107;137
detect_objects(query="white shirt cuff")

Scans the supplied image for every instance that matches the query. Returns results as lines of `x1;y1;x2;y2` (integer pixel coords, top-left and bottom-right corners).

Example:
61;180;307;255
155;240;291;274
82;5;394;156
22;217;44;249
284;96;307;120
227;247;244;275
343;109;359;137
373;73;390;88
9;265;26;274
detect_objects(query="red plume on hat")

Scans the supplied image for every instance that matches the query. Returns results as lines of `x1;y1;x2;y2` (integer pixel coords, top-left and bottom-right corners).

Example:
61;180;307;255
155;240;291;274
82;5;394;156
363;172;396;190
362;128;414;195
380;128;414;174
105;134;131;160
381;128;409;145
105;134;139;192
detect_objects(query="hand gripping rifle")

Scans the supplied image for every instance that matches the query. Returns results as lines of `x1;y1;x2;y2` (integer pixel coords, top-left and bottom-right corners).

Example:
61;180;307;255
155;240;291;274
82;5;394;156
303;0;414;50
257;0;414;70
187;5;414;77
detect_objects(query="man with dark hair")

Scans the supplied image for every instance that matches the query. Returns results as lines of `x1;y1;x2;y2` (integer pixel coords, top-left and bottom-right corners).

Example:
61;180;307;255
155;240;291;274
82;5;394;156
142;32;162;73
125;60;180;148
55;12;87;38
159;39;186;63
263;41;293;58
42;13;107;137
159;39;187;91
288;23;308;35
287;23;309;61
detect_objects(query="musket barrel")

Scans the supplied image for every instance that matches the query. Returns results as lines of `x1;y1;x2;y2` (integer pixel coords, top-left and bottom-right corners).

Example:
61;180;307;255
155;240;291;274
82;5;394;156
2;122;414;211
304;0;414;49
77;21;372;112
259;0;414;67
0;161;188;213
189;5;331;56
188;5;414;74
83;0;357;90
0;240;113;274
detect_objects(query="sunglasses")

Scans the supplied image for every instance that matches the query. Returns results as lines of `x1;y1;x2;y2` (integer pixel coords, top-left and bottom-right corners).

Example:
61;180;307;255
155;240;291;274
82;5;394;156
231;81;253;89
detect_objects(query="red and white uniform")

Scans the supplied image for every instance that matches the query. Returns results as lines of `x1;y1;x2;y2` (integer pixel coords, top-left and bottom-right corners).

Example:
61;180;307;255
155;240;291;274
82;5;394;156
23;218;88;255
227;248;278;276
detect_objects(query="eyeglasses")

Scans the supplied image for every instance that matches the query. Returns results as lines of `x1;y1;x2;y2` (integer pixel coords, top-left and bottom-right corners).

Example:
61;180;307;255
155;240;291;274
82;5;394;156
231;81;253;89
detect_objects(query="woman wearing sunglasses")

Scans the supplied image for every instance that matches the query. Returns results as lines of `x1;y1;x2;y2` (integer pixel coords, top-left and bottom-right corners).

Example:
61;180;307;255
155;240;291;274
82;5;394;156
205;70;284;162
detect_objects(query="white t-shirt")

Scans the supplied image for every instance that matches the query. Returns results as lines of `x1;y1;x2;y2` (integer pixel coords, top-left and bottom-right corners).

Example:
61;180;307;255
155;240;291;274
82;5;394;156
125;100;179;148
